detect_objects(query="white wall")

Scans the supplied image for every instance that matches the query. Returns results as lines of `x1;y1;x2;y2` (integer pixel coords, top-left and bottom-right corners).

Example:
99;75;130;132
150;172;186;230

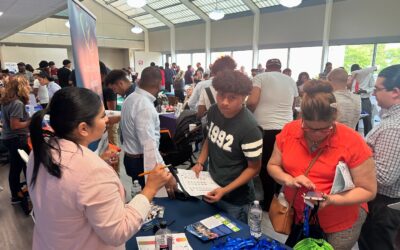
0;45;68;69
148;0;400;52
134;51;162;76
98;48;130;70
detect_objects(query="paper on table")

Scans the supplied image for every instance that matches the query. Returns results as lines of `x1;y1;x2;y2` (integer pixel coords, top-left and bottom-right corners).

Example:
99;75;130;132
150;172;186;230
200;216;223;229
330;161;355;194
136;233;192;250
175;169;220;196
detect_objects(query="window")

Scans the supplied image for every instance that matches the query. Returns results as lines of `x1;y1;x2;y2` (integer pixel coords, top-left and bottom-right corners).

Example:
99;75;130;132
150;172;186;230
343;44;374;72
375;43;400;71
328;45;346;69
258;48;288;69
289;46;322;80
192;53;206;70
211;51;232;64
176;54;191;69
232;50;253;75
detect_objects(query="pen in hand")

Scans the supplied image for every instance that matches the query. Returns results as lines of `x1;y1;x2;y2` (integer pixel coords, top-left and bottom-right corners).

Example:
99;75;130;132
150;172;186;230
138;165;171;177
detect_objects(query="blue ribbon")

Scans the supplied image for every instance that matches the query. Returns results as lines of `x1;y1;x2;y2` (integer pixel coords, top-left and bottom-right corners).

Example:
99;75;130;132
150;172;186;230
211;236;287;250
303;204;310;238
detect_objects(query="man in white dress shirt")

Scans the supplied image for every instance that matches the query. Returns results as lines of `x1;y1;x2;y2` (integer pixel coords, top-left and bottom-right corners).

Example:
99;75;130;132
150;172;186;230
120;66;164;188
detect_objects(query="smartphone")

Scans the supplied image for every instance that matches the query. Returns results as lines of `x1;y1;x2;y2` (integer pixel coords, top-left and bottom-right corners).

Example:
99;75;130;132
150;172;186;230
303;191;325;201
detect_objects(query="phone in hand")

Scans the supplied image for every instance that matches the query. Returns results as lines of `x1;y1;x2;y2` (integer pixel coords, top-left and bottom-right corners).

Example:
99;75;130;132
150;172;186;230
303;191;325;201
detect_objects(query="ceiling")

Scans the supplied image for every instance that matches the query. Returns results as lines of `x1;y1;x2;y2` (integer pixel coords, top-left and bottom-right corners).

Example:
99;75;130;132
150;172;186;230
0;0;67;40
98;0;285;29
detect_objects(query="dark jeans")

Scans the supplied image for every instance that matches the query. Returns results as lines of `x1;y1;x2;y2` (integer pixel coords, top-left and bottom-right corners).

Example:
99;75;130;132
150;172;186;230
359;194;400;250
360;97;372;136
3;136;29;198
260;130;282;211
123;155;145;188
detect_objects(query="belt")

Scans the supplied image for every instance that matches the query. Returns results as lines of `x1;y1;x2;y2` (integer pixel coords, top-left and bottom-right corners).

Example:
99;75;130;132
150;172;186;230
125;153;143;159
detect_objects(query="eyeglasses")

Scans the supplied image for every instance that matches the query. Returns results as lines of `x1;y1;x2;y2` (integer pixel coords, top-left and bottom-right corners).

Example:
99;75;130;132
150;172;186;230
373;86;386;93
302;122;334;133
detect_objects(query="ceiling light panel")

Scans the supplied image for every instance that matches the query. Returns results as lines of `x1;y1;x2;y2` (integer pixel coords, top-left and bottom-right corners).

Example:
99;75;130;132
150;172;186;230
134;13;166;28
157;4;200;24
146;0;181;10
252;0;280;8
193;0;250;15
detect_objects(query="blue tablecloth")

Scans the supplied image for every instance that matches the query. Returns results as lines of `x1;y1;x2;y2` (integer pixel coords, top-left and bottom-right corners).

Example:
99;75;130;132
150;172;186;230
159;113;177;137
126;198;290;250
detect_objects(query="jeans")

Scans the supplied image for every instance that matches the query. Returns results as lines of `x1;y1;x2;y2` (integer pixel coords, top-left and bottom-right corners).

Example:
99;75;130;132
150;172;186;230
215;199;249;224
3;135;29;198
123;155;145;188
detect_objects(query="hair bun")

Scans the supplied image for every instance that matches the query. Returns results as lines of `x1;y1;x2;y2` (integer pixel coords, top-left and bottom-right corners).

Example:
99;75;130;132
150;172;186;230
303;79;333;95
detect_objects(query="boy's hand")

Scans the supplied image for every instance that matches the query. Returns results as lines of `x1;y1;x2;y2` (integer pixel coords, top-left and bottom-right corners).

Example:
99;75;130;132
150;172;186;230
192;162;203;178
204;188;226;203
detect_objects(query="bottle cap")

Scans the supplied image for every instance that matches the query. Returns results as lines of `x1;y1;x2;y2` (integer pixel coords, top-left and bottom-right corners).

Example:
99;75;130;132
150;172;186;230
133;180;139;184
254;200;259;205
159;220;167;229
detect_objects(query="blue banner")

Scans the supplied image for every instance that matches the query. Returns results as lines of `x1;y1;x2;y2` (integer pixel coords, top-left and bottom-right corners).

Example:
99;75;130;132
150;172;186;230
68;0;102;96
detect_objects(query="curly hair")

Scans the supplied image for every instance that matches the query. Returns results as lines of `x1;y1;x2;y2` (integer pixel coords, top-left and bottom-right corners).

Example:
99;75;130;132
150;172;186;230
301;79;337;122
0;75;30;105
212;70;252;96
211;56;237;75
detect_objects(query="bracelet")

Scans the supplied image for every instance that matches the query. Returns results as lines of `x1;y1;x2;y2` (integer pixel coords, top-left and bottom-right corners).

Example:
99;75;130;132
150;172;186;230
196;162;204;167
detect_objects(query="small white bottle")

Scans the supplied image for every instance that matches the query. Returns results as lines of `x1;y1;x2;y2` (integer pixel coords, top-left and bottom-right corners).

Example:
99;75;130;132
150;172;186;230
248;200;263;238
155;221;172;250
131;180;142;199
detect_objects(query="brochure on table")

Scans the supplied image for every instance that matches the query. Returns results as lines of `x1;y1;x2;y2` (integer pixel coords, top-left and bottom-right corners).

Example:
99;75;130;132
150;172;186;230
186;214;241;241
136;233;192;250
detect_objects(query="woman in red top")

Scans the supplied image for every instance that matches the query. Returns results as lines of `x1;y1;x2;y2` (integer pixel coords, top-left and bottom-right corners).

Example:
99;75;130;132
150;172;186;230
268;79;376;249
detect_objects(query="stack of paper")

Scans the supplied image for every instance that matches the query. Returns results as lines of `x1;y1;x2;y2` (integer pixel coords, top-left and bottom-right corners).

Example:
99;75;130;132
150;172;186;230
175;169;220;196
330;161;355;194
136;233;192;250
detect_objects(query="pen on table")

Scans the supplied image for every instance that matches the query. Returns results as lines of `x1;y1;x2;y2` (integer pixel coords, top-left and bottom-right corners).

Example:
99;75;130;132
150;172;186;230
138;164;172;177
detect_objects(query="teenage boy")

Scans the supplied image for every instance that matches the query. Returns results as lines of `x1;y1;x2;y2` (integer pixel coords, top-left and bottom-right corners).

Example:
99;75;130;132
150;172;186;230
193;69;263;223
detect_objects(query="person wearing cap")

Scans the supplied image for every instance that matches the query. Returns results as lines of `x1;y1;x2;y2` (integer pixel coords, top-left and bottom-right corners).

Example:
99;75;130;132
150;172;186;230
247;58;298;211
34;71;61;101
17;62;35;86
57;59;72;88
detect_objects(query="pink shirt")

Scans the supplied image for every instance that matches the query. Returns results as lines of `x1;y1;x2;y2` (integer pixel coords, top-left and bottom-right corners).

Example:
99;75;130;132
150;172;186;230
27;139;151;250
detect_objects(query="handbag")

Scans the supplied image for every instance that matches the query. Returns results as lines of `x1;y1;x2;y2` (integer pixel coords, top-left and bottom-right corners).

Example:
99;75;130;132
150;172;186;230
268;149;323;235
286;204;328;247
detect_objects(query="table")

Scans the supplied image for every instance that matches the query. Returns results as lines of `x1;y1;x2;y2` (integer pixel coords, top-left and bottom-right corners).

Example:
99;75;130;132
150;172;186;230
126;198;290;250
159;113;177;137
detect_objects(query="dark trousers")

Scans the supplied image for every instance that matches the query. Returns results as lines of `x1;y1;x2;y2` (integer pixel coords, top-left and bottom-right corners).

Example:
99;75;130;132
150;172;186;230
3;136;29;198
165;81;172;93
260;130;282;211
359;194;400;250
360;97;372;136
175;89;185;103
123;155;145;188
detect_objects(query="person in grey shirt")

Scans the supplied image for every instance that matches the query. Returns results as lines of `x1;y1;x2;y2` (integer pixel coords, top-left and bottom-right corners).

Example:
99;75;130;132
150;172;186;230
1;75;31;204
328;68;361;129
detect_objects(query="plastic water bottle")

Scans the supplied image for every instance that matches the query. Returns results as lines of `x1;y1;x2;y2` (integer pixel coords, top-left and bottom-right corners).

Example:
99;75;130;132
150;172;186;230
248;200;263;238
155;221;172;250
131;180;142;199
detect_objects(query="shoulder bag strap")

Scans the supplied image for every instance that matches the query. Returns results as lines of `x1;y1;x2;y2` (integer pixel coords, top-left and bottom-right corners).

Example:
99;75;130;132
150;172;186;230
205;87;216;105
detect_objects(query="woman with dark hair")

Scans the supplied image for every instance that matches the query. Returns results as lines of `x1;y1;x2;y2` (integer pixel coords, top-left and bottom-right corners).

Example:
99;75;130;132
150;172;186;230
27;87;172;250
33;70;61;100
267;80;377;249
0;75;31;204
296;72;310;97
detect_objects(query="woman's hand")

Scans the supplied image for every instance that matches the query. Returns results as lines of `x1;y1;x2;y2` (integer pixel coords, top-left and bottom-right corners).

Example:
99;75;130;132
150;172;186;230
319;194;338;209
286;175;316;190
204;187;226;203
192;162;203;178
100;149;119;168
142;164;172;199
165;177;178;199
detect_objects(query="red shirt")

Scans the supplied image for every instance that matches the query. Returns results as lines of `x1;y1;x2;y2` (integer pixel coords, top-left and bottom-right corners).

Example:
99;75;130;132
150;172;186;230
276;120;372;233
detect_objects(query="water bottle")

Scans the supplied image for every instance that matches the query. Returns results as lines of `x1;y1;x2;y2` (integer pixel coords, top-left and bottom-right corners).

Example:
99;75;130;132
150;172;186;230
131;180;142;199
248;200;263;238
155;221;172;250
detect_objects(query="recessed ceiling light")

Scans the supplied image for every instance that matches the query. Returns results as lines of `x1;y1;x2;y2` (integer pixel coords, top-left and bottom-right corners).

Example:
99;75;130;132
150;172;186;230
65;21;70;28
279;0;302;8
131;26;143;34
0;12;4;17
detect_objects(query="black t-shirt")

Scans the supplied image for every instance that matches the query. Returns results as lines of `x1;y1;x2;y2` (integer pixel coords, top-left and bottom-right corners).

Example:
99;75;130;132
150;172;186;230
207;105;263;205
57;67;71;88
